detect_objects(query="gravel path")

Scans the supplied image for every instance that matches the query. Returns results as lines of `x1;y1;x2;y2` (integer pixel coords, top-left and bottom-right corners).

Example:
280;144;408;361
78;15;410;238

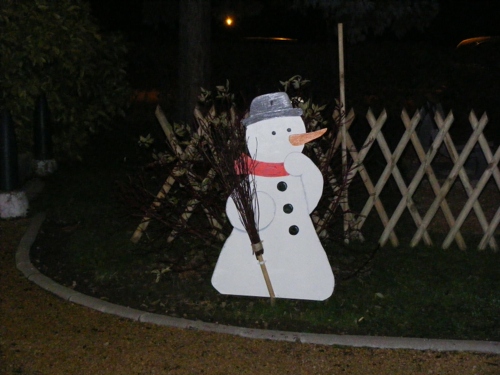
2;217;500;375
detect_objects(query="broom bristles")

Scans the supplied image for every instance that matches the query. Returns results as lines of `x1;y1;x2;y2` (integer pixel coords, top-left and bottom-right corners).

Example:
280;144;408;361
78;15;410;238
200;112;262;253
199;105;275;302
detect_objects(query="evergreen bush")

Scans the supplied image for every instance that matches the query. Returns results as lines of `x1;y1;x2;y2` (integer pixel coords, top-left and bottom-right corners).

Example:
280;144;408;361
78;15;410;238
0;0;131;160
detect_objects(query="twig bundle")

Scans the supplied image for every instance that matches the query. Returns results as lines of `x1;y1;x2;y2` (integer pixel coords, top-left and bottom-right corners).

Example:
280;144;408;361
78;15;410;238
199;111;276;304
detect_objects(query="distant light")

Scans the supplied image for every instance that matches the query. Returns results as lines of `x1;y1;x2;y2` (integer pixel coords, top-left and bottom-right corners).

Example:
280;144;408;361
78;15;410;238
456;36;492;48
244;37;298;42
225;16;234;27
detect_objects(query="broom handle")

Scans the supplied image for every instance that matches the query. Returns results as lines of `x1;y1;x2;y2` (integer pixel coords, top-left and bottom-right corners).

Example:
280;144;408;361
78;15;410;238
256;253;275;305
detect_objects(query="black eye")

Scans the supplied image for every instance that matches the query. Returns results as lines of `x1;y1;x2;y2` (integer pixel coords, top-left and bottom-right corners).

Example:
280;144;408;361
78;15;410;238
272;131;276;135
287;128;291;132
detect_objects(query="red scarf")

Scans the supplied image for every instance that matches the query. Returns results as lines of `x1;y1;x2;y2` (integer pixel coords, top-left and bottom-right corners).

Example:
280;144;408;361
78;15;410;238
235;154;289;177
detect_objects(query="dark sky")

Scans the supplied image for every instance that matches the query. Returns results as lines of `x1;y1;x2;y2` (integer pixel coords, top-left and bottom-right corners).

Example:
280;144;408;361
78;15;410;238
428;0;500;44
89;0;500;44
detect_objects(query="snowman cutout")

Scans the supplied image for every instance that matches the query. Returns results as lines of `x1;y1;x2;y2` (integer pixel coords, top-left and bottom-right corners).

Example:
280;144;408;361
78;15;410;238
212;92;335;301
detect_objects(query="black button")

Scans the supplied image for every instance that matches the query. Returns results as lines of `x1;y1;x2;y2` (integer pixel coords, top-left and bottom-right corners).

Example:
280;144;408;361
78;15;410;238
283;204;293;214
277;181;287;191
289;225;299;235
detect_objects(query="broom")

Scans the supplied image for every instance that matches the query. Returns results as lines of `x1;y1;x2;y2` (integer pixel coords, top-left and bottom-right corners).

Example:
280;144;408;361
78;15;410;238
199;111;276;305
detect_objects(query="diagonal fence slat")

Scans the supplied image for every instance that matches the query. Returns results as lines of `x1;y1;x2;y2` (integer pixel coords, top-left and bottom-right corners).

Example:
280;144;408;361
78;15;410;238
353;109;422;247
436;114;498;249
471;111;500;191
344;109;399;246
376;110;433;246
406;112;466;249
336;109;368;242
441;112;500;250
380;111;455;247
376;109;433;245
313;109;356;238
410;111;489;247
480;204;500;250
468;111;500;250
442;142;500;249
437;112;497;250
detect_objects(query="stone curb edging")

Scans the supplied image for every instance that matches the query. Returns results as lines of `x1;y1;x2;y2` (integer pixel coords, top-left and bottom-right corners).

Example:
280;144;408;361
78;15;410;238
16;212;500;355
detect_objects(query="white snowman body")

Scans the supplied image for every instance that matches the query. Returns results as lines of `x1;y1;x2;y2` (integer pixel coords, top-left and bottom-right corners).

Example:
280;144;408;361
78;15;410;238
211;95;335;301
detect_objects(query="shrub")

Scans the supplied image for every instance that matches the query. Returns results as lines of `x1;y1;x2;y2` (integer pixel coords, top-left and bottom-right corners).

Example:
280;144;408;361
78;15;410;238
0;0;131;160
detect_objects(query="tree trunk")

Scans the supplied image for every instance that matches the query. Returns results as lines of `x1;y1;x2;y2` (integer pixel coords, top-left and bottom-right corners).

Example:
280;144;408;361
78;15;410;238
178;0;211;124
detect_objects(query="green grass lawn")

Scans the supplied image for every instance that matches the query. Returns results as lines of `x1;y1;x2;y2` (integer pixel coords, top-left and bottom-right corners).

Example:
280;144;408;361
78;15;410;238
28;98;500;342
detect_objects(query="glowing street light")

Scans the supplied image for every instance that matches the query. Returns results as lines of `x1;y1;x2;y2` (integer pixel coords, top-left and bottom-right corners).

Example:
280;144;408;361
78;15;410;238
225;16;234;27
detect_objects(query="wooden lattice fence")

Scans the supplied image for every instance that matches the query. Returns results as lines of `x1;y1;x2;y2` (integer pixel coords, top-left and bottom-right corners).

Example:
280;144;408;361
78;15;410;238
342;108;500;251
131;105;500;251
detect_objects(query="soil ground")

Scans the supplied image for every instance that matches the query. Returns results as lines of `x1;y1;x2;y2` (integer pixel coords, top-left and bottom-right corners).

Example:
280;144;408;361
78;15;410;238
2;218;500;374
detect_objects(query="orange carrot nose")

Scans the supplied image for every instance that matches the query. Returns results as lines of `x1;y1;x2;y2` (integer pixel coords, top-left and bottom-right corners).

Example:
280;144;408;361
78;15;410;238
289;128;327;146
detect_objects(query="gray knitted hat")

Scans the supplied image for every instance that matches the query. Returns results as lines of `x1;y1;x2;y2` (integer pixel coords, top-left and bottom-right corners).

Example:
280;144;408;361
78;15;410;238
242;92;303;126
